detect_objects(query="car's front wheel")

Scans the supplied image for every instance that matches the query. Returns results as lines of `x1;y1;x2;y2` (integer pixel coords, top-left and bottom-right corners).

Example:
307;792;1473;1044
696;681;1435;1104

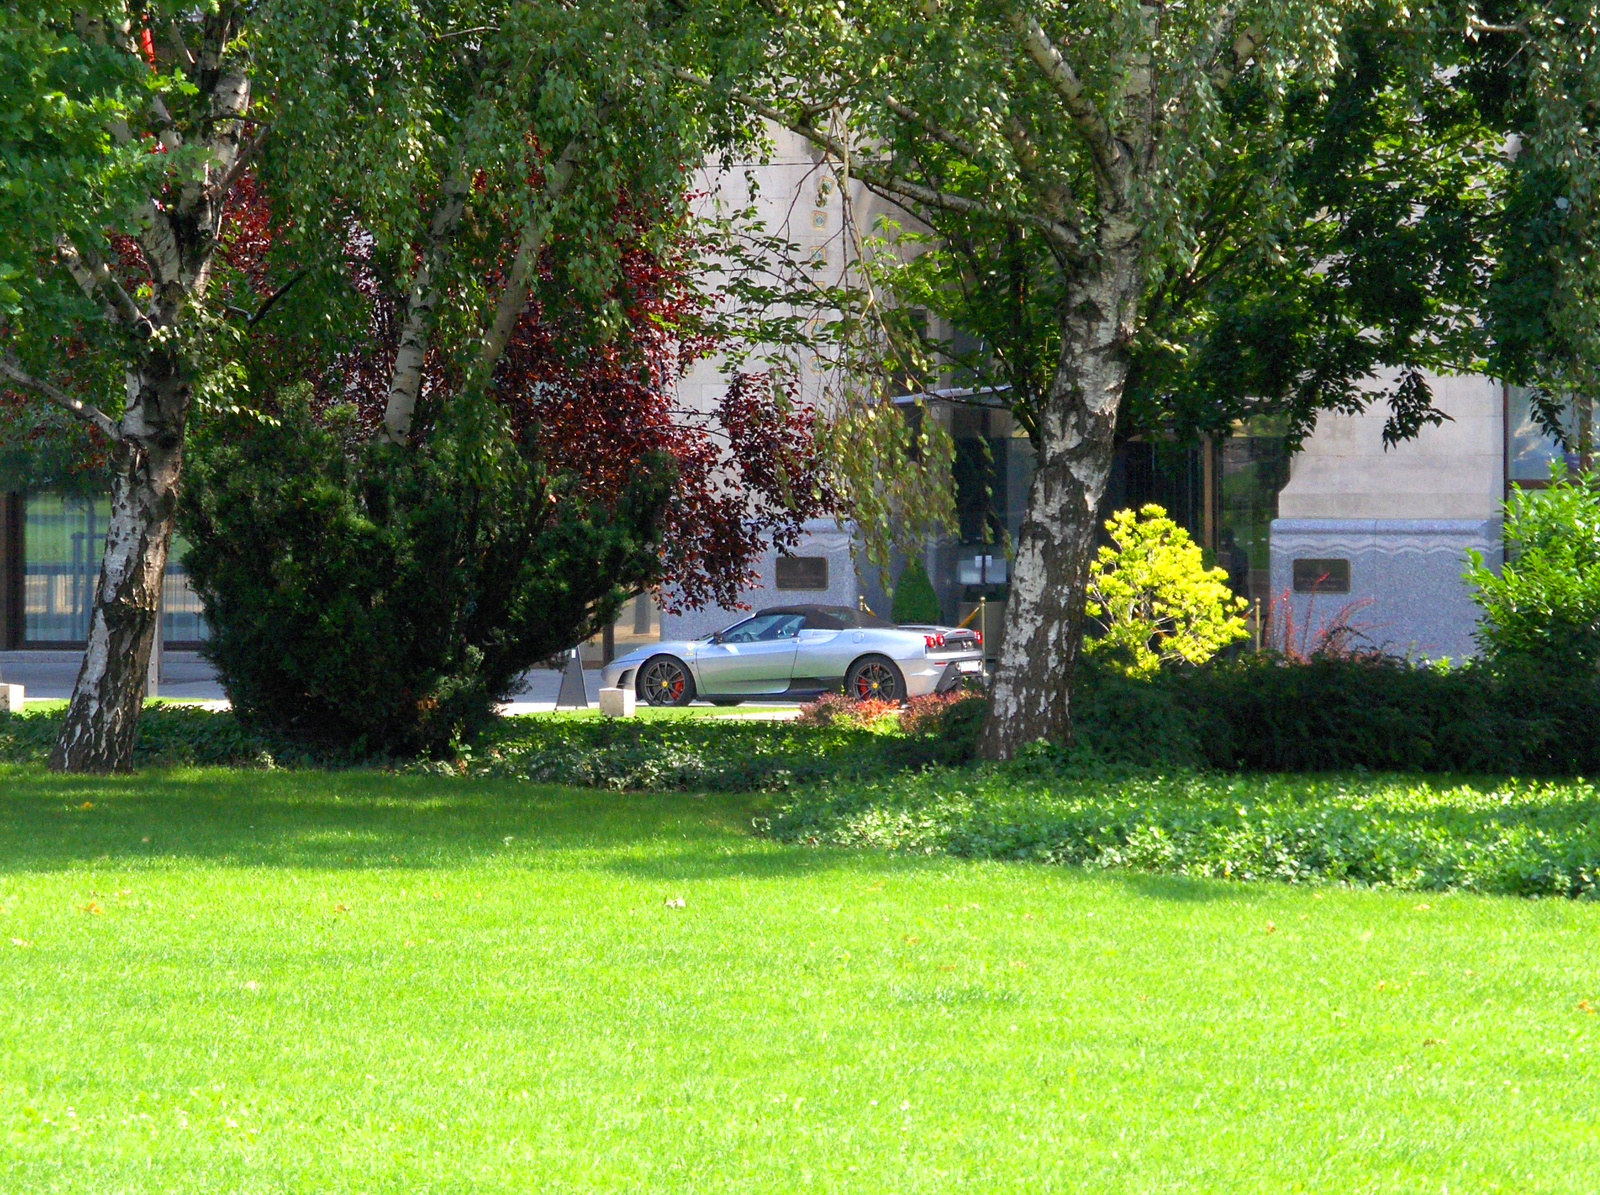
637;656;697;707
845;655;905;702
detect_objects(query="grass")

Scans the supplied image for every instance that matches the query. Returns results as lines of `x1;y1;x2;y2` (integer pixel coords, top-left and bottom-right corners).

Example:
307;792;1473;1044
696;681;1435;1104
1;766;1598;1192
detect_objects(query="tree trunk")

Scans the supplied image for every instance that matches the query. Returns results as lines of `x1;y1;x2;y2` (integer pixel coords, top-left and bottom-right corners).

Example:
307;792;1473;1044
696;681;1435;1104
382;174;469;444
978;234;1141;760
50;370;186;772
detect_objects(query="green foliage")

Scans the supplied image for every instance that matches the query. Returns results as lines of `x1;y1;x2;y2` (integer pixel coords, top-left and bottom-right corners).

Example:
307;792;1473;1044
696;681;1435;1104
1473;0;1600;410
1467;467;1600;673
815;397;957;592
705;2;1523;452
1085;505;1249;677
473;714;906;792
770;766;1600;898
1107;655;1600;775
890;557;942;625
181;392;674;755
0;705;274;769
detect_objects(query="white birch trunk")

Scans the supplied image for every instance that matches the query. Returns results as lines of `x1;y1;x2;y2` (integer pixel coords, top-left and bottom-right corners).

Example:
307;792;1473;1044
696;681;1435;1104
978;223;1142;760
52;12;249;771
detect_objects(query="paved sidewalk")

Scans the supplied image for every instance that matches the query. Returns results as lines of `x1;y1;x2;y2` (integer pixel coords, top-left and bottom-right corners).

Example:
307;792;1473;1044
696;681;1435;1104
0;651;803;716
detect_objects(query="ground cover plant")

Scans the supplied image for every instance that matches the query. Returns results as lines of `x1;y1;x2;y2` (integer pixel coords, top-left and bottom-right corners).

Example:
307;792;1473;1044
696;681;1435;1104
1;766;1598;1193
771;763;1600;899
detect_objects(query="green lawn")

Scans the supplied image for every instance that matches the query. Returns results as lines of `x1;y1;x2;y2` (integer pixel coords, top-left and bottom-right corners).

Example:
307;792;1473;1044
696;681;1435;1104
1;767;1597;1193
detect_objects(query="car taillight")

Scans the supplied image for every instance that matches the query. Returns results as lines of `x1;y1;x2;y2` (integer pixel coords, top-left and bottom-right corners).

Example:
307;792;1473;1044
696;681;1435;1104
975;630;983;647
924;633;946;650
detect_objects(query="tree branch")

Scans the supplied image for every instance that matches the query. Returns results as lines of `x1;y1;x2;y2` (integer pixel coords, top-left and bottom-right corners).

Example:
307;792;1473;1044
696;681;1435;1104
1004;112;1086;232
1005;8;1123;189
476;136;583;382
55;236;152;335
381;173;470;443
1466;16;1528;38
166;19;196;70
213;121;271;201
856;174;1079;249
1212;21;1266;89
0;354;120;440
242;269;307;328
884;97;983;162
672;68;1080;250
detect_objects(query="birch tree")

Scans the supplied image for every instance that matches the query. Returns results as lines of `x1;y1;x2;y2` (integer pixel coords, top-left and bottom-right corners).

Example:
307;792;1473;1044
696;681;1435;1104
675;2;1561;758
684;0;1360;756
0;2;259;771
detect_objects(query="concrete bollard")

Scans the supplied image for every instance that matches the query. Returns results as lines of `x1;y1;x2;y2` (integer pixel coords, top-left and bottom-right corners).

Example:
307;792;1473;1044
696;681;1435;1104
598;686;636;718
1;684;23;714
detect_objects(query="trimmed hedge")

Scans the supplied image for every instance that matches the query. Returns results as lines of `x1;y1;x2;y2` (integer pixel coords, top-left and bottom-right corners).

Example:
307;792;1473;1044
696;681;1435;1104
1067;655;1600;776
469;714;946;791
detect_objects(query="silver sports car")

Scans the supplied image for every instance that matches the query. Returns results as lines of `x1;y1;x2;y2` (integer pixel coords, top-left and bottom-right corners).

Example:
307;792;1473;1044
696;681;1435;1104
600;604;986;706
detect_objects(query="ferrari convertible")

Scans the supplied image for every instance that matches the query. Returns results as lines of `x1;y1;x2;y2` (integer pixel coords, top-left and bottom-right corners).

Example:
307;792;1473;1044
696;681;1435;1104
600;604;986;706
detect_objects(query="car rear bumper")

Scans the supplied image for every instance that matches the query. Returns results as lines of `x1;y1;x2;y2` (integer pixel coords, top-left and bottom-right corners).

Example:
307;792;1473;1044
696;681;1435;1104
905;653;985;697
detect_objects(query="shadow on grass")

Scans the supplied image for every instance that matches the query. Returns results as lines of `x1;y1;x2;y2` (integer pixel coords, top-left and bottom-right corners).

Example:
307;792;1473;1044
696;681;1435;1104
1104;871;1240;903
0;767;819;875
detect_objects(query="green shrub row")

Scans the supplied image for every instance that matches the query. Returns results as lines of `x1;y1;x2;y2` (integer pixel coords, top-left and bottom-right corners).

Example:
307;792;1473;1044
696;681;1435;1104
468;714;948;791
1065;655;1600;775
0;706;276;769
767;763;1600;897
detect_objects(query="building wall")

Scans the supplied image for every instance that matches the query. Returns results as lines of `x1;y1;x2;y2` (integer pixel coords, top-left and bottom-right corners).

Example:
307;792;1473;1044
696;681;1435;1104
659;520;858;642
1276;373;1504;520
1270;373;1504;660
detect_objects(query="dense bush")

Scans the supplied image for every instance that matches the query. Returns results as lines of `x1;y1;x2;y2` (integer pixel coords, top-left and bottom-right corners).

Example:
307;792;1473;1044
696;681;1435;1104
1172;654;1600;774
891;558;943;624
470;714;947;791
182;392;672;755
767;765;1600;897
913;656;1600;776
1467;466;1600;672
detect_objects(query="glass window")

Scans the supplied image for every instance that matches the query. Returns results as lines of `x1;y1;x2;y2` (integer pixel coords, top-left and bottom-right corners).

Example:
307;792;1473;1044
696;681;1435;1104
1506;386;1581;487
800;610;847;631
1220;418;1290;606
23;492;208;643
719;613;806;643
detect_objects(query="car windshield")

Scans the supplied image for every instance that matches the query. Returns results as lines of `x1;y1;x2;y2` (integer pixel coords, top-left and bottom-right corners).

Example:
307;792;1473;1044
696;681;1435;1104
717;613;806;643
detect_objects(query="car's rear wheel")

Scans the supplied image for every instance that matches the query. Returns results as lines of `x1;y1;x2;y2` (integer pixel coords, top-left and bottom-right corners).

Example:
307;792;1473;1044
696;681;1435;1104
846;655;905;702
637;656;696;707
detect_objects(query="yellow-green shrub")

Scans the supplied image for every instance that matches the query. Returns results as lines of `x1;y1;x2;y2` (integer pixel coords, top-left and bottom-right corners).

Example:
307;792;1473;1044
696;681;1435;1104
1085;504;1248;676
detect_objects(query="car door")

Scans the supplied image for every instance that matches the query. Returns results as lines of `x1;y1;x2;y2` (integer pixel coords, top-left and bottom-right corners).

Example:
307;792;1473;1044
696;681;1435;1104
792;613;855;686
693;613;805;694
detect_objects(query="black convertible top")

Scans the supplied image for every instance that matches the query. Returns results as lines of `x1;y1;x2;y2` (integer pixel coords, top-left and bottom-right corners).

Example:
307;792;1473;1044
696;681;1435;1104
756;604;900;631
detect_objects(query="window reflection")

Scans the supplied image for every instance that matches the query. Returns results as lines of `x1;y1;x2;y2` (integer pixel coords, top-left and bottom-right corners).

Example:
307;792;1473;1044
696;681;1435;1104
23;492;208;643
1506;386;1575;487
